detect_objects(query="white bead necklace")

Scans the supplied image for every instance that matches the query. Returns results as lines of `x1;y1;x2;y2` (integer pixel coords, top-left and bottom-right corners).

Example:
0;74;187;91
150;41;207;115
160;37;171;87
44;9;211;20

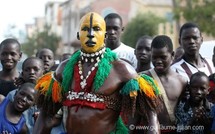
78;52;104;90
81;47;105;63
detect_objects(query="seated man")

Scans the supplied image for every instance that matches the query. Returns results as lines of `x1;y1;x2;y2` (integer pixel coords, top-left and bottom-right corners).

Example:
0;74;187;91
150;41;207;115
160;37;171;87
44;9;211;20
33;12;161;134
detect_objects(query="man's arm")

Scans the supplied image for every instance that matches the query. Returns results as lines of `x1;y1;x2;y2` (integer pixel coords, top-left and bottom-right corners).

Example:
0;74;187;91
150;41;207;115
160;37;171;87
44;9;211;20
147;111;160;134
20;123;29;134
33;109;62;134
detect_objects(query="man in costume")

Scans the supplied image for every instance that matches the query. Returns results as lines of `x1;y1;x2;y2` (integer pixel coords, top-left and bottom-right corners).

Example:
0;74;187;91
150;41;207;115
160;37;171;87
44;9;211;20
33;12;160;134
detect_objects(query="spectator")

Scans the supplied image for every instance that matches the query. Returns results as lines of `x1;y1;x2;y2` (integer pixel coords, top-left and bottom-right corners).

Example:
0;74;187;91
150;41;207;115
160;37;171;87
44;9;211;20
141;35;187;133
36;48;55;73
0;38;22;96
0;82;37;133
135;35;153;72
171;22;214;81
105;13;137;68
7;57;44;134
176;71;213;134
173;46;184;64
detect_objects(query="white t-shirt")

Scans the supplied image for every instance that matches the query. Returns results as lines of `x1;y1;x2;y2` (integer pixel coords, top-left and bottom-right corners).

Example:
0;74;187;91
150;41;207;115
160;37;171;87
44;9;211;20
112;42;137;68
171;57;214;81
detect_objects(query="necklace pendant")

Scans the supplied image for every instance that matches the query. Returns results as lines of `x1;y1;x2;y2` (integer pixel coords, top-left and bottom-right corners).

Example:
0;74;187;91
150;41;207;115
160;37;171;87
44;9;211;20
81;80;87;89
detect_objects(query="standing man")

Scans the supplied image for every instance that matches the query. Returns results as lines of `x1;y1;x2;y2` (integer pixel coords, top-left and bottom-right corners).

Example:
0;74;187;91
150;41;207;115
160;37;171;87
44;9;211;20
141;35;187;133
105;13;137;68
135;35;153;72
33;12;160;134
171;22;214;81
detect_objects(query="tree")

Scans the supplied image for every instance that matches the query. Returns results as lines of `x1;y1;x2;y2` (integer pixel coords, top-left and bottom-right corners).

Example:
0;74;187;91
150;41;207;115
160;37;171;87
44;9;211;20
22;25;61;56
173;0;215;37
121;13;165;48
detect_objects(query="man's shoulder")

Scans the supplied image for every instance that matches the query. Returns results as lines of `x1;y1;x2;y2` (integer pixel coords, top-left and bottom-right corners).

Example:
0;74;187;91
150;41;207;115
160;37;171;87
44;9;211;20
171;58;185;67
112;59;137;78
0;95;6;104
120;42;134;50
171;71;188;84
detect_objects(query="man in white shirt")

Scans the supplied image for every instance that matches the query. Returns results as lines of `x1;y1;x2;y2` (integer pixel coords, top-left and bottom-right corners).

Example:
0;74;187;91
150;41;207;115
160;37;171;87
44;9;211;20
171;22;214;81
104;13;137;68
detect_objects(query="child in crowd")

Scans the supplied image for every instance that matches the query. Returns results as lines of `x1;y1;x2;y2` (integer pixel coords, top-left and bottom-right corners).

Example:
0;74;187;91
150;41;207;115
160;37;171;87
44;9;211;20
176;71;213;134
0;83;37;133
7;57;44;134
36;48;55;73
0;38;22;96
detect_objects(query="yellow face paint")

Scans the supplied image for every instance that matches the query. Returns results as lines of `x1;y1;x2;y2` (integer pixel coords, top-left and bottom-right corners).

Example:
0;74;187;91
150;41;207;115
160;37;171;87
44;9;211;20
78;12;106;53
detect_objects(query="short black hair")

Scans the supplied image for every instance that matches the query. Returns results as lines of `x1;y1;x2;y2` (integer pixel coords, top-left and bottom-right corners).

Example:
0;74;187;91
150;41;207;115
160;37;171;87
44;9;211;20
190;71;209;85
104;13;123;26
0;38;21;51
137;35;153;43
18;82;36;92
36;48;54;57
135;35;153;49
22;57;44;70
179;22;200;38
151;35;173;52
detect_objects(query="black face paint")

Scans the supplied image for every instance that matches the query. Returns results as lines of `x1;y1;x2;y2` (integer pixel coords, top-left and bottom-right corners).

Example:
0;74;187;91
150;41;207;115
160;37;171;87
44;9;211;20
89;13;93;36
86;13;95;47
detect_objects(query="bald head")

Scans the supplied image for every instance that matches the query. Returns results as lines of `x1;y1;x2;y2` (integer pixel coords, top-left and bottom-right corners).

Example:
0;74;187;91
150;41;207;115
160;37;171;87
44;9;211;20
78;12;106;53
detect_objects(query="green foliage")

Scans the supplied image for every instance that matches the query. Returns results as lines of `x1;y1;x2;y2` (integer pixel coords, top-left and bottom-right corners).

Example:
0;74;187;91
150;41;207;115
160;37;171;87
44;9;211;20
22;25;61;56
121;13;165;48
173;0;215;37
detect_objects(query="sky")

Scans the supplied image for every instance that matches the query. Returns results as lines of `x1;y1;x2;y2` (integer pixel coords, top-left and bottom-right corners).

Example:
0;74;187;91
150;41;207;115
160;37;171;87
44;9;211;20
0;0;51;41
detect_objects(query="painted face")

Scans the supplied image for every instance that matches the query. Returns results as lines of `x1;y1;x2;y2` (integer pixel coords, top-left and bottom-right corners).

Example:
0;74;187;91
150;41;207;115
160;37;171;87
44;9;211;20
135;39;152;64
79;12;106;53
22;59;44;84
180;27;203;55
0;43;22;70
151;47;174;73
189;76;209;103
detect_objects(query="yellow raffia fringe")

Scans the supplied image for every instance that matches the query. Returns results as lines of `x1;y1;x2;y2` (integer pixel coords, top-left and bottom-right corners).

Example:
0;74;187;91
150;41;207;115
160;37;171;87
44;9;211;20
52;80;62;102
35;72;62;102
35;72;53;94
136;76;156;98
130;91;138;98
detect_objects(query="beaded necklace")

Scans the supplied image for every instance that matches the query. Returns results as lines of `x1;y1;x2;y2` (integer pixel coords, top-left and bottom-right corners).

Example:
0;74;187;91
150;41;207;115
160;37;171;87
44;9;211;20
62;48;117;93
78;48;105;89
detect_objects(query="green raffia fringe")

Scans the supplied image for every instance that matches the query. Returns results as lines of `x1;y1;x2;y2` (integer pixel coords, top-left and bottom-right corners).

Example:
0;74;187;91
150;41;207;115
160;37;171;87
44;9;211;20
62;48;117;93
62;50;80;93
120;79;139;95
140;74;160;95
109;117;128;134
120;74;160;96
46;78;54;99
93;48;117;91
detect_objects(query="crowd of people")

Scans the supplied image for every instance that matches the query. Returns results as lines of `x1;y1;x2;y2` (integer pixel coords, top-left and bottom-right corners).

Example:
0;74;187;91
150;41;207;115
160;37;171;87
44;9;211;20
0;11;215;134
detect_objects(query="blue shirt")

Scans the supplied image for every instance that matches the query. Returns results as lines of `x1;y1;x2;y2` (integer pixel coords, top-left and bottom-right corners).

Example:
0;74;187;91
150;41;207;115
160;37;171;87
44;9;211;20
0;98;25;133
175;98;212;134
